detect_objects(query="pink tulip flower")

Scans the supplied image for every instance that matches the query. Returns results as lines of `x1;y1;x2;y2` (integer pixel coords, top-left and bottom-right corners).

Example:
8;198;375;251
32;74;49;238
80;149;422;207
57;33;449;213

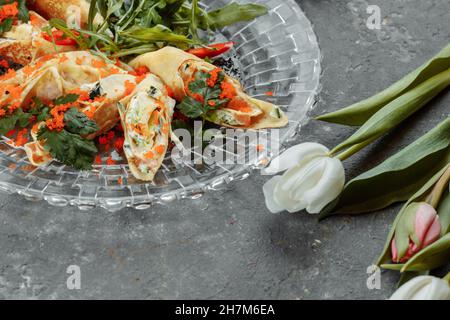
391;202;441;263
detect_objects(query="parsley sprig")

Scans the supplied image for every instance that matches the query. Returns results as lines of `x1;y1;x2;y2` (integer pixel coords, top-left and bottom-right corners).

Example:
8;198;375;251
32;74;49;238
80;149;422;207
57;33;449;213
0;108;30;135
36;94;99;170
177;70;229;120
37;127;98;170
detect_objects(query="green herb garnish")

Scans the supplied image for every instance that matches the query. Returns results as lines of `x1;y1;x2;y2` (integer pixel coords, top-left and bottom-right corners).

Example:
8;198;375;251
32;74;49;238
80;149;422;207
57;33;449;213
64;108;99;136
0;108;30;135
177;70;229;119
53;93;80;106
37;127;98;170
49;0;268;59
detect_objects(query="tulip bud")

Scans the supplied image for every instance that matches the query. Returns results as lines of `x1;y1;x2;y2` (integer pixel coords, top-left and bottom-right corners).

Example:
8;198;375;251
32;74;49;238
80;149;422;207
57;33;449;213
390;276;450;300
391;202;441;263
262;143;345;214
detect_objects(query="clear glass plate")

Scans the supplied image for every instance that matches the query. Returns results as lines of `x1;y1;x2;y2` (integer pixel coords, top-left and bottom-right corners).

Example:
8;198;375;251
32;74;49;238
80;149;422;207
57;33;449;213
0;0;321;212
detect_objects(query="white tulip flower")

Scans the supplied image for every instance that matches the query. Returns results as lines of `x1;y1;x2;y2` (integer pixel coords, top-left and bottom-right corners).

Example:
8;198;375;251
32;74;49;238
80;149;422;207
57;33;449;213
262;142;345;214
390;276;450;300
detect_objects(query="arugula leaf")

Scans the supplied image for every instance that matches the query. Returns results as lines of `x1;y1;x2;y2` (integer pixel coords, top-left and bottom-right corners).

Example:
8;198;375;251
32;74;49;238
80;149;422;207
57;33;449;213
79;0;268;58
48;19;91;50
64;108;99;136
121;24;194;44
202;3;268;30
37;127;98;170
54;94;80;106
177;70;229;119
0;108;31;135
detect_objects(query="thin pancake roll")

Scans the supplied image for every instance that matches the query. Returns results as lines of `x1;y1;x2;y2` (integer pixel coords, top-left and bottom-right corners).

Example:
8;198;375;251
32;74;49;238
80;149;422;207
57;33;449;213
130;46;288;129
24;71;140;167
0;11;76;66
0;51;128;129
0;51;137;166
118;74;176;181
26;0;91;27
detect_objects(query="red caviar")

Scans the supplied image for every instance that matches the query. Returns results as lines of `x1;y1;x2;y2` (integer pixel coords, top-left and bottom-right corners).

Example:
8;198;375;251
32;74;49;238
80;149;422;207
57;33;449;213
134;66;149;76
114;136;124;151
219;81;237;100
46;104;73;131
0;59;9;68
144;151;154;159
0;2;18;22
106;156;115;165
98;135;109;145
14;128;28;147
206;68;222;87
29;13;41;27
228;97;251;113
92;59;107;69
124;80;136;96
95;155;102;165
154;144;165;155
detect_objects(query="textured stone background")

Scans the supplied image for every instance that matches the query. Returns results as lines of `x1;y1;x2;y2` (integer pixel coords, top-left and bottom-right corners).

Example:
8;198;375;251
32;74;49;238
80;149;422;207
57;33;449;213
0;0;449;299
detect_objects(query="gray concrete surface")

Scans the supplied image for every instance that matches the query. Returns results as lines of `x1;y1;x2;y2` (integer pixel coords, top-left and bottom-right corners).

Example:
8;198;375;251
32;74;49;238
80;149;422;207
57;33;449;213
0;0;449;299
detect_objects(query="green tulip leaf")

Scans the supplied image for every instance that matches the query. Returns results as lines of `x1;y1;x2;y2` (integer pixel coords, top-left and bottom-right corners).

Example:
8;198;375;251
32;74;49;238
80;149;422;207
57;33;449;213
331;69;450;155
400;232;450;272
437;190;450;236
320;117;450;218
380;264;404;271
394;203;420;261
375;166;450;266
316;43;450;126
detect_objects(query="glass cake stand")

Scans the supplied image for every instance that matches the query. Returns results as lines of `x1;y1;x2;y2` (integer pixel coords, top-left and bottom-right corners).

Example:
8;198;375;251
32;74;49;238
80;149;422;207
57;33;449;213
0;0;321;212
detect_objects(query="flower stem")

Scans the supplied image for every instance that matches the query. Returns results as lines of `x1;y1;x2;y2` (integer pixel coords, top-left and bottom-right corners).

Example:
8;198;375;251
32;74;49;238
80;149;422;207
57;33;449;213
332;136;377;161
425;163;450;208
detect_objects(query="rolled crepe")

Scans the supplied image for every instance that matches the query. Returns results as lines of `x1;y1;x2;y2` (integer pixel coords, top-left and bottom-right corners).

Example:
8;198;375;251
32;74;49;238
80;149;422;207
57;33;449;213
0;51;142;167
27;0;90;27
118;74;176;181
130;46;288;130
24;72;141;166
1;51;126;106
0;11;76;66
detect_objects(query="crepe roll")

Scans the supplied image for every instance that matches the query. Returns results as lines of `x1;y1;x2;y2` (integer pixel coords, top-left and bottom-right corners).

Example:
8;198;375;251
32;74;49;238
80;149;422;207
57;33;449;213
79;73;138;137
130;46;288;130
119;74;176;181
0;11;75;67
0;51;127;104
27;0;89;27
